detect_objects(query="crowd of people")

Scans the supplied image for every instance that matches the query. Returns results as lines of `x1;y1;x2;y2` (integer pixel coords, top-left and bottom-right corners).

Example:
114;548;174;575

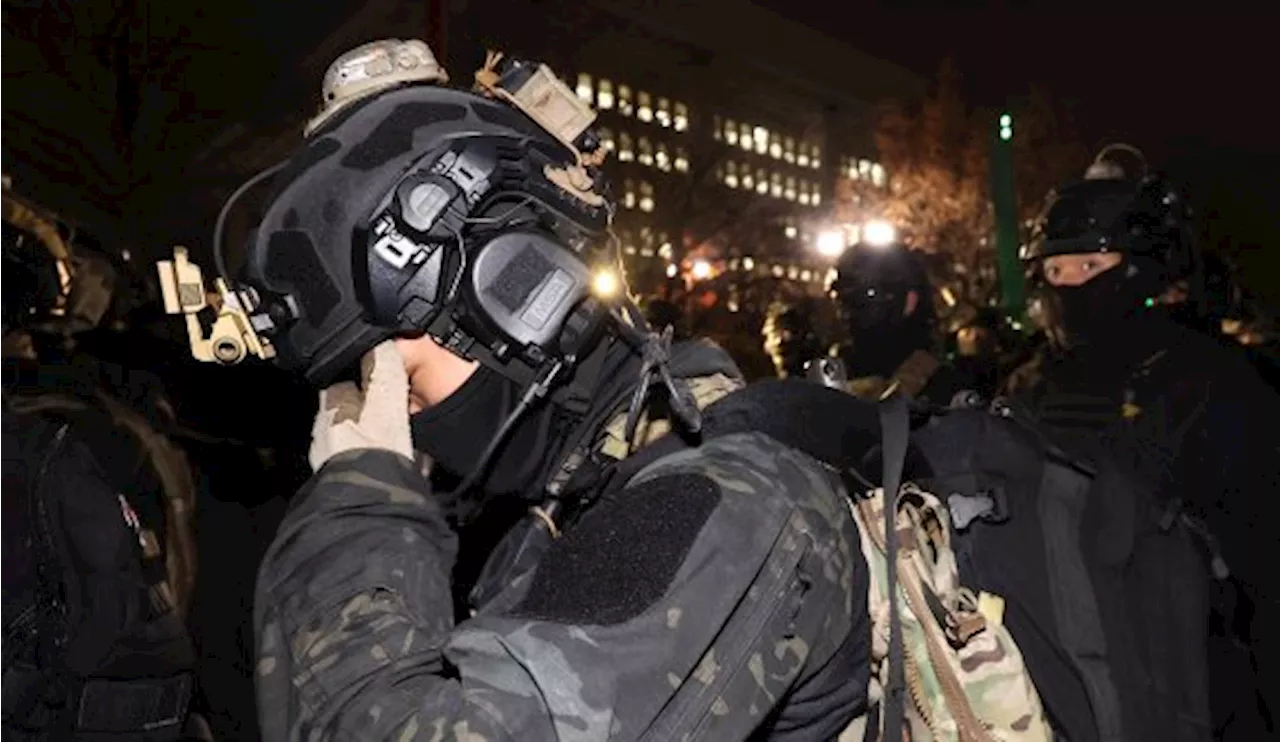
4;38;1277;742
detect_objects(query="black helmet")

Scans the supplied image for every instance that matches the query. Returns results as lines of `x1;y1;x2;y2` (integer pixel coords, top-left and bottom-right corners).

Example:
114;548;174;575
230;54;618;387
832;243;933;333
1022;146;1196;295
1022;145;1198;348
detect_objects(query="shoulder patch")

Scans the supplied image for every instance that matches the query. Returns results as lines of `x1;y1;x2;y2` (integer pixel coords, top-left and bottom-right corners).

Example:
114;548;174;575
511;473;721;625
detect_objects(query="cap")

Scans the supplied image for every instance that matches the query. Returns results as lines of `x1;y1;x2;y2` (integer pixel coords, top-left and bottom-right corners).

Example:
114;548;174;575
305;39;449;136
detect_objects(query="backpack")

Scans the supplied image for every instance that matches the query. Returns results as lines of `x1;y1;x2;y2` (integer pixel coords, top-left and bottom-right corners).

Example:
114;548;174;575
2;395;200;740
587;380;1212;742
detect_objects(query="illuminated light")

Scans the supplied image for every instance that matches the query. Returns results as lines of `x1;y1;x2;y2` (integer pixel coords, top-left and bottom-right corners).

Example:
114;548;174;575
1144;296;1156;308
121;249;132;262
798;152;810;167
755;179;768;194
592;269;620;297
800;270;812;282
617;85;632;115
742;256;755;271
665;263;678;278
576;73;593;102
658;242;673;259
871;163;886;187
598;80;615;110
815;230;845;258
1000;126;1012;141
623;192;636;209
673;103;689;132
742;173;755;190
656;98;671;127
940;286;957;307
753;126;768;143
691;259;713;280
637;92;653;123
999;113;1012;128
787;266;799;280
674;154;689;172
639;196;655;212
771;264;784;278
862;219;897;248
769;140;782;158
784;225;798;239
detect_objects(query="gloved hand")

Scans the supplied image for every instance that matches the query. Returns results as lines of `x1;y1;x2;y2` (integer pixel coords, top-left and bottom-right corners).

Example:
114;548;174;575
309;341;414;471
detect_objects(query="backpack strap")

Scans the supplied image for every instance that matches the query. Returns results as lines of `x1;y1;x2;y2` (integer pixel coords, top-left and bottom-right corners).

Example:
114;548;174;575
878;392;910;740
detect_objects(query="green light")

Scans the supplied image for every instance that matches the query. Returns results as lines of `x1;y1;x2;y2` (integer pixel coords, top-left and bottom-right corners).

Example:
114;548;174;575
1144;297;1156;308
999;113;1012;127
999;126;1012;141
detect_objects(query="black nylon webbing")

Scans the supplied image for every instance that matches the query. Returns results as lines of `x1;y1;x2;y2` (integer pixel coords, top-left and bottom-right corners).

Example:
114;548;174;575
878;392;910;740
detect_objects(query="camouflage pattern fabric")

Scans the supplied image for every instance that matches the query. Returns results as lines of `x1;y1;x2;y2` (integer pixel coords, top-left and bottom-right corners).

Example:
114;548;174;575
255;376;870;740
841;483;1051;742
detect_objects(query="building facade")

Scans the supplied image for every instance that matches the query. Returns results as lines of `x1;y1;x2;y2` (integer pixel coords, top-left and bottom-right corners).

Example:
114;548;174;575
448;0;925;300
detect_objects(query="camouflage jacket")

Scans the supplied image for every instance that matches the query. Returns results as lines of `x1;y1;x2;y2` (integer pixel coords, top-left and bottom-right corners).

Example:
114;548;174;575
254;340;870;741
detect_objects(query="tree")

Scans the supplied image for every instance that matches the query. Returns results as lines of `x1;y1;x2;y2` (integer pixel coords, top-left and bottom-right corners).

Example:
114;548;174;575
1011;85;1090;223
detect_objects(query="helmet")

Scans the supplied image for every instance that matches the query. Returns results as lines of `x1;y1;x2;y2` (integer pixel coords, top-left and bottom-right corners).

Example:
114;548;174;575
1022;144;1197;347
1023;145;1196;295
831;242;933;334
226;44;617;387
305;39;449;137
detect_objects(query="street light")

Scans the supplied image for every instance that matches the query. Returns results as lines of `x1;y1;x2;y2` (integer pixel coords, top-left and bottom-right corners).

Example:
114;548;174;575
691;259;712;280
815;229;845;258
862;219;897;248
999;112;1013;142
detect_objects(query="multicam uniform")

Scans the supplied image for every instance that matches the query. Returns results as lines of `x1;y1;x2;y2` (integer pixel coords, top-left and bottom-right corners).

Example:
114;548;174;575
254;341;871;741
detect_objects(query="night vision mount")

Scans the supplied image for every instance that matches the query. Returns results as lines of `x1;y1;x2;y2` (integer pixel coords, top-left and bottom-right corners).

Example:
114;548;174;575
155;247;275;365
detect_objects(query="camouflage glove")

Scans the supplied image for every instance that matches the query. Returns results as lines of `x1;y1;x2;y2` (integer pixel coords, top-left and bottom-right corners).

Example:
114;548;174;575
308;341;414;471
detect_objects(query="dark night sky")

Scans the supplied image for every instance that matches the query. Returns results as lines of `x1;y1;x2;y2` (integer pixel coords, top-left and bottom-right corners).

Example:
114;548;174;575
755;1;1280;305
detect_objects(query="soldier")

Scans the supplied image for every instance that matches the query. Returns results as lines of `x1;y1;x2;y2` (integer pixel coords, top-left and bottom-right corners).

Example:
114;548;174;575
229;41;871;740
828;241;976;407
1008;145;1280;740
762;299;826;379
2;184;207;740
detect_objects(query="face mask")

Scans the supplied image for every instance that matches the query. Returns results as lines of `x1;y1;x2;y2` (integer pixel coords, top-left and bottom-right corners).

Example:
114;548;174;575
410;365;563;498
1047;265;1138;349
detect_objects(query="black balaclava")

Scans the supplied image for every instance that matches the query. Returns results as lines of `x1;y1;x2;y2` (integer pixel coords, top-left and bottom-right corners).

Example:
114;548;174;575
845;310;931;379
411;365;571;500
1046;263;1141;351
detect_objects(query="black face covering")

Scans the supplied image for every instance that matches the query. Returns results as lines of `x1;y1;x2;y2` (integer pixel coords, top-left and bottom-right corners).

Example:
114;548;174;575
410;365;566;499
846;310;931;379
1047;264;1139;350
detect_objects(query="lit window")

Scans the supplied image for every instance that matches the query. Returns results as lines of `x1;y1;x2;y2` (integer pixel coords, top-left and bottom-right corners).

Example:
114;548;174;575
725;118;738;145
739;123;752;151
801;270;812;282
742;256;755;271
755;169;768;194
673;102;689;132
637;91;653;122
618;132;634;162
771;264;784;278
844;157;858;179
713;115;723;141
784;176;797;201
637;137;653;166
871;163;886;187
784;224;798;239
859;158;872;178
624;179;637;209
599;127;615;151
639;181;655;212
798;181;811;205
576;73;593;102
658;240;673;260
753;127;768;156
768;134;782;159
724;161;739;188
812;186;822;206
655;143;671;171
784;137;796;164
656;98;671;128
797;145;810;168
811;144;822;168
618;85;633;116
674;147;689;172
597;79;615;110
741;168;755;190
787;265;799;280
770;172;783;198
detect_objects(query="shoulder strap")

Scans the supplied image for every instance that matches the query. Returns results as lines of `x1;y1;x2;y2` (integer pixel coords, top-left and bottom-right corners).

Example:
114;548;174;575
878;392;911;740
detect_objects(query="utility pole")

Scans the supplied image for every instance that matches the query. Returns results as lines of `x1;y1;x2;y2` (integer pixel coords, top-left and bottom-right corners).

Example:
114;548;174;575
990;111;1023;317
